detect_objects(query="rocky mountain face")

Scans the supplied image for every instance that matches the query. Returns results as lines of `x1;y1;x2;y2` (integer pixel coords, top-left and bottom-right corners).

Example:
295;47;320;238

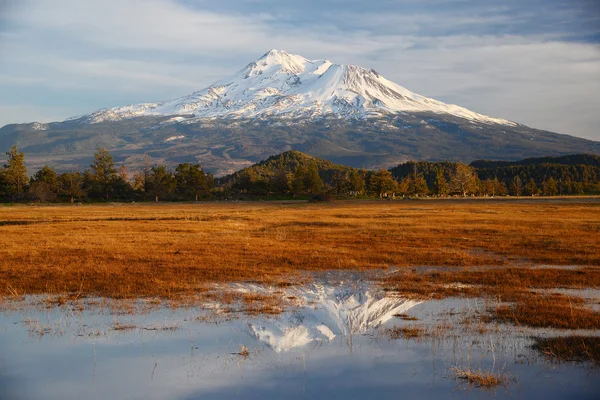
2;49;599;175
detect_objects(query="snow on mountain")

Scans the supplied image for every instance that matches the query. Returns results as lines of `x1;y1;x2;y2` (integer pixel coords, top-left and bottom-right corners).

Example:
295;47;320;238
73;49;515;126
234;281;421;353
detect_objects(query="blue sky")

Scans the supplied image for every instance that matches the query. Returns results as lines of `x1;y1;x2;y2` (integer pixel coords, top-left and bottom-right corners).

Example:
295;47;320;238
1;0;599;140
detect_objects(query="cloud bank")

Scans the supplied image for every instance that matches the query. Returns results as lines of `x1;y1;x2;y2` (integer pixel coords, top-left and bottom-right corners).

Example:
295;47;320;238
0;0;599;139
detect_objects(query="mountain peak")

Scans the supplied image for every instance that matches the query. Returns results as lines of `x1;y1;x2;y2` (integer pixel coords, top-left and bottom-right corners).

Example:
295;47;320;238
69;50;517;126
262;48;290;57
250;49;310;76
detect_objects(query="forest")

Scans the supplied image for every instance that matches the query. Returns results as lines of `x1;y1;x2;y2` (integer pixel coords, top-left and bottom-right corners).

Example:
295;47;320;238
1;146;599;202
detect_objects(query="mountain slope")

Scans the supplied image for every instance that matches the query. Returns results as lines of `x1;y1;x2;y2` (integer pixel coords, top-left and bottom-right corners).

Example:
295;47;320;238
1;49;599;175
72;49;515;126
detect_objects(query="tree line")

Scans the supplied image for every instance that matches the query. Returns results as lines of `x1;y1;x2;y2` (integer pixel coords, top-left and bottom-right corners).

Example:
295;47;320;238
0;146;214;202
390;157;600;196
1;146;599;202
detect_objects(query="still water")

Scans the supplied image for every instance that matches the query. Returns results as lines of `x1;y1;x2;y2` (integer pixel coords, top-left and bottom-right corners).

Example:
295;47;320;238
0;277;598;400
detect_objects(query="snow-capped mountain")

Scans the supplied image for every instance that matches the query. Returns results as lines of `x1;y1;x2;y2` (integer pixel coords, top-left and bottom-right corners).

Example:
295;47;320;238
3;49;599;175
74;49;515;126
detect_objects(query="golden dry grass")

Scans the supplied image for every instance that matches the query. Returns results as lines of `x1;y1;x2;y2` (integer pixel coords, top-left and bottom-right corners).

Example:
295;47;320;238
491;294;600;329
0;200;599;302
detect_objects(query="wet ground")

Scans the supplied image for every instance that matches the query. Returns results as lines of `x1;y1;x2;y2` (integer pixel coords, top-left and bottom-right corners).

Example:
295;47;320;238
0;274;598;400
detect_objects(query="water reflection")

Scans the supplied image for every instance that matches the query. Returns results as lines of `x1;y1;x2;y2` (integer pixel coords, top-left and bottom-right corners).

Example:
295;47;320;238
244;281;421;352
0;278;598;400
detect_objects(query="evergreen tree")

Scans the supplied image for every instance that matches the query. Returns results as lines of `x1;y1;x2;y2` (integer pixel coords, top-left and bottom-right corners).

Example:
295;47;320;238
291;165;306;196
304;163;324;194
525;178;538;196
29;166;59;202
175;163;208;200
32;166;58;185
3;145;28;198
542;177;558;196
269;169;292;195
332;170;349;194
493;178;508;196
369;170;398;198
410;173;429;196
509;176;523;196
147;165;175;202
90;148;117;199
397;176;411;197
348;169;366;196
572;181;584;195
434;170;449;196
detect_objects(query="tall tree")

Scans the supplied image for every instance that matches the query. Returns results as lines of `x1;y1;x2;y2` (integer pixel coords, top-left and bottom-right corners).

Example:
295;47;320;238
434;170;449;196
59;172;85;203
175;163;208;201
542;177;558;196
332;170;349;194
493;178;508;196
509;176;523;196
408;164;429;196
90;148;117;199
291;165;306;196
369;170;398;198
147;165;175;202
525;178;538;196
450;163;478;197
29;166;59;202
410;173;429;196
303;163;324;194
3;146;28;198
397;176;411;197
269;169;292;195
348;169;366;196
32;166;57;185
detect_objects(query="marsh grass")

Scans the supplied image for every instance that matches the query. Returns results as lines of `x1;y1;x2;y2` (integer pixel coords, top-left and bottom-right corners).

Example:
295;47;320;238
533;336;600;365
241;293;284;315
234;345;250;357
384;325;428;340
1;201;599;320
2;201;599;298
490;294;600;329
451;367;508;389
384;266;600;330
112;322;137;331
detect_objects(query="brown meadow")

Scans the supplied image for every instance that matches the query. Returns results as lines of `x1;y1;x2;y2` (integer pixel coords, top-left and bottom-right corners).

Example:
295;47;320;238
0;199;599;306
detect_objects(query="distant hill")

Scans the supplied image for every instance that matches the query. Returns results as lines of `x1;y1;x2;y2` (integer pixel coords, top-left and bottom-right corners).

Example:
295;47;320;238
470;154;600;169
218;150;360;186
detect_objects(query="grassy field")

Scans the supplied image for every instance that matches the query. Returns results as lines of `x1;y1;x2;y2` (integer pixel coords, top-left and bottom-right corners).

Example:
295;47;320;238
0;199;599;305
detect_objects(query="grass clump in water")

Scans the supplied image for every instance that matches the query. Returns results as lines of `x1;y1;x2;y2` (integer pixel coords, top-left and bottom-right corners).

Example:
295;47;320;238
451;367;508;389
533;336;600;365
